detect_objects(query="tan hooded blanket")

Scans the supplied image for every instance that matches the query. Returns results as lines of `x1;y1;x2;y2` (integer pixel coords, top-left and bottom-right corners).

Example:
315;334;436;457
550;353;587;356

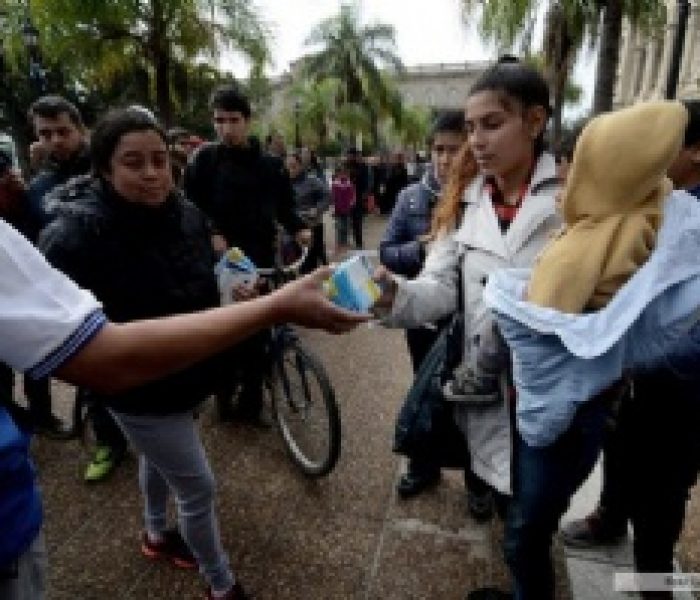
527;101;688;313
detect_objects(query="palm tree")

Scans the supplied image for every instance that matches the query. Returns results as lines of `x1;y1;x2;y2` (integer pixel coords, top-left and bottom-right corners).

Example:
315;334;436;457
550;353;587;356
27;0;271;126
592;0;664;114
462;0;664;124
289;78;341;149
541;3;592;143
303;2;404;146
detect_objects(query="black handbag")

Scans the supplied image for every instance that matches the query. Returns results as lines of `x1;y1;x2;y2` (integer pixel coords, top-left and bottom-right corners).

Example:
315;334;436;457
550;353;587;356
393;263;469;469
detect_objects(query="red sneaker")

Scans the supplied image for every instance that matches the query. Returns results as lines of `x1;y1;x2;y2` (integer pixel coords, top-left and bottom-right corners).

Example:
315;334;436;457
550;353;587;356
141;529;197;570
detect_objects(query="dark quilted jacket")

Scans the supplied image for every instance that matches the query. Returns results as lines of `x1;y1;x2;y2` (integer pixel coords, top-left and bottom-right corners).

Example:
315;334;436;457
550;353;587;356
38;176;229;415
379;169;441;278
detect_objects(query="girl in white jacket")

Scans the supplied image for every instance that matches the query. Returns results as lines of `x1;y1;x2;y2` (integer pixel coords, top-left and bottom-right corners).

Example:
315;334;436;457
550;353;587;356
378;57;572;600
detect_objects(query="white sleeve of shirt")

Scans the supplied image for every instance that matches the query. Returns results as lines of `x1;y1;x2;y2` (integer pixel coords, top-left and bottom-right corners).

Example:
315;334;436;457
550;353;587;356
0;219;106;377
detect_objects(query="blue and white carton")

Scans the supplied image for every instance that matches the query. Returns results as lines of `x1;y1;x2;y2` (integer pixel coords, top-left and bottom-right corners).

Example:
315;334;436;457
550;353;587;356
215;247;258;304
323;255;381;313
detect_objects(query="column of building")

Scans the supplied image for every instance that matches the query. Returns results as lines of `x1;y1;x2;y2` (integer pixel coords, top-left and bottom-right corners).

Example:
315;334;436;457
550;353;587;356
638;31;663;101
614;21;639;107
678;0;700;99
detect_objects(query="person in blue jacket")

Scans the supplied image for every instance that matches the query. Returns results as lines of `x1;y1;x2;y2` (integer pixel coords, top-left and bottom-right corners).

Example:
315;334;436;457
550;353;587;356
559;100;700;596
379;111;483;504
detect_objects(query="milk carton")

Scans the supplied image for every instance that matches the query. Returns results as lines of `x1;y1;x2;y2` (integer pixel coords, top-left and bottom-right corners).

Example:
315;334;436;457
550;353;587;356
215;247;258;304
323;255;381;313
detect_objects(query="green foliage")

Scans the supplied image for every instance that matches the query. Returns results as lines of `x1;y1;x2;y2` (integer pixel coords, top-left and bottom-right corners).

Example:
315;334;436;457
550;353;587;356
0;0;271;126
384;104;431;149
461;0;664;139
302;1;405;148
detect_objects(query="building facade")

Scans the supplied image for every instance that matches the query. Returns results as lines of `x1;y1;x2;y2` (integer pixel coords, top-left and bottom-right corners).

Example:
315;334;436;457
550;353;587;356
263;60;489;123
614;0;700;106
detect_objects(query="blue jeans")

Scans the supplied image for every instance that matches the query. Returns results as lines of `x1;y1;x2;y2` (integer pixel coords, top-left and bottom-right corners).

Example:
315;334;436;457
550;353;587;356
504;395;611;600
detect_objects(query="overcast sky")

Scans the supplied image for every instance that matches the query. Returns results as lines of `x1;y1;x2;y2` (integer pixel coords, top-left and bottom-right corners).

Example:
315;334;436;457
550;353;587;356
221;0;596;118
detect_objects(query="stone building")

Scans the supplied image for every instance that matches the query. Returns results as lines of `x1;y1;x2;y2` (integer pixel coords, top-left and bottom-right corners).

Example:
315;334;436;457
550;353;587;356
262;59;489;123
614;0;700;106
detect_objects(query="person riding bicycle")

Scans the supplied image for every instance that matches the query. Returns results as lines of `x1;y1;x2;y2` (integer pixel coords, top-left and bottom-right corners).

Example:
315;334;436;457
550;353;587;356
184;85;311;426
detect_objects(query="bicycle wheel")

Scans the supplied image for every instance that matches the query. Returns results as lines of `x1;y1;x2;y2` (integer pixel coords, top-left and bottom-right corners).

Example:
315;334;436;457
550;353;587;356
271;340;340;477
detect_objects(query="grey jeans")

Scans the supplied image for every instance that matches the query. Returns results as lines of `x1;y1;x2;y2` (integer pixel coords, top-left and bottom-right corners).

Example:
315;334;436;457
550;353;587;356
110;410;233;592
0;530;47;600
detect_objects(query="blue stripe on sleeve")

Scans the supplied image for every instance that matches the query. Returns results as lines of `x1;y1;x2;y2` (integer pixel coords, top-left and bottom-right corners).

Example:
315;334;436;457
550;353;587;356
27;309;108;379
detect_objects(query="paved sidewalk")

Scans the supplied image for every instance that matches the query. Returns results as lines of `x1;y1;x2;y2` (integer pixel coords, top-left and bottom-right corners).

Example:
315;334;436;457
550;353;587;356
33;213;570;599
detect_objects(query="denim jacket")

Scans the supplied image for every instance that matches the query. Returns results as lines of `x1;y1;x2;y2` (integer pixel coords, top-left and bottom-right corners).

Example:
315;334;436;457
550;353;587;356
483;189;700;447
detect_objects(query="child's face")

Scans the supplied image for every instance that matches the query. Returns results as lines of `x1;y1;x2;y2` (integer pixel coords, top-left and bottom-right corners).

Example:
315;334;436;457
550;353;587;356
667;143;700;188
431;131;464;185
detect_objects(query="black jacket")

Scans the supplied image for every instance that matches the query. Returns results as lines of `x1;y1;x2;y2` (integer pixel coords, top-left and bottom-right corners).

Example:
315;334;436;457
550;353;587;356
184;137;305;267
38;176;229;416
26;145;91;241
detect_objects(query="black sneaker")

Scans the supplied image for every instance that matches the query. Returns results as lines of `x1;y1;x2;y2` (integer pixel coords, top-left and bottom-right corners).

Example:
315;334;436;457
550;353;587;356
205;581;250;600
141;528;197;570
466;588;513;600
560;508;628;548
396;470;441;499
467;488;495;522
33;413;73;440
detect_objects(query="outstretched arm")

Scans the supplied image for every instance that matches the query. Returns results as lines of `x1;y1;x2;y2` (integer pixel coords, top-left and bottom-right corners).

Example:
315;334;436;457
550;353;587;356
55;267;366;394
0;220;366;395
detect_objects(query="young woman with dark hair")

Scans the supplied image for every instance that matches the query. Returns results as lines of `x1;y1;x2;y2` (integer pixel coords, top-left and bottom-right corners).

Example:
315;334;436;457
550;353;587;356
377;57;571;600
38;108;248;600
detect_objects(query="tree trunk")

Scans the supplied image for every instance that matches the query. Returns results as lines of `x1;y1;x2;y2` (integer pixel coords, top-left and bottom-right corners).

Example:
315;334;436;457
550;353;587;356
552;81;564;150
592;0;624;115
151;0;171;126
154;50;171;127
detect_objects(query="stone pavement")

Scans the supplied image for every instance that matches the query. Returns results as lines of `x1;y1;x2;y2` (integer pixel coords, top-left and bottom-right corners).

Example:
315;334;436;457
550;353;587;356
33;213;571;599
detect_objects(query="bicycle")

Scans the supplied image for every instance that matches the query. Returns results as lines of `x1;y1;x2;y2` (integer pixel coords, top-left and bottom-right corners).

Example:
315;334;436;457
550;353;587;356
218;246;342;478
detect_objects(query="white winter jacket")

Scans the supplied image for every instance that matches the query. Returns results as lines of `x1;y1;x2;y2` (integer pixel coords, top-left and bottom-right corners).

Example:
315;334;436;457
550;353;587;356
386;153;561;494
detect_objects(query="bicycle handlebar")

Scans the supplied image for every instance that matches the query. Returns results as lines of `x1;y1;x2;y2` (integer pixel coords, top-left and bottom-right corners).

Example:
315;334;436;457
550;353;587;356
256;245;309;278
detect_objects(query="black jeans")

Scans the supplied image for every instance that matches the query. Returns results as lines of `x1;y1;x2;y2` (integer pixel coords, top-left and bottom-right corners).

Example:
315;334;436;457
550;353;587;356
82;389;127;455
24;376;52;423
404;327;441;478
597;372;700;581
217;330;269;417
351;204;363;248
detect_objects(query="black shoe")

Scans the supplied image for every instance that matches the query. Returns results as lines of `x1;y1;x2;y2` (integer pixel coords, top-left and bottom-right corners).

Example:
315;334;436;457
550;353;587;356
466;588;513;600
219;405;272;429
560;508;627;548
396;470;440;499
33;413;73;440
467;488;495;523
205;581;250;600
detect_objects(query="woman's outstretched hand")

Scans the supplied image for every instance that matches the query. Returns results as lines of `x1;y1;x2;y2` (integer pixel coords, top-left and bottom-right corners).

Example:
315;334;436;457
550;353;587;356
270;266;371;334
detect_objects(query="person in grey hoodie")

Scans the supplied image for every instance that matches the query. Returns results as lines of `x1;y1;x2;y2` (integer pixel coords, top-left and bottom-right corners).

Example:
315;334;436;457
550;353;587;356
286;152;330;272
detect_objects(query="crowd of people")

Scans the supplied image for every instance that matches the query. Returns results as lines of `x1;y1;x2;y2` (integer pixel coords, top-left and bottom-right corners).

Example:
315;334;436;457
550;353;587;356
0;54;699;600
